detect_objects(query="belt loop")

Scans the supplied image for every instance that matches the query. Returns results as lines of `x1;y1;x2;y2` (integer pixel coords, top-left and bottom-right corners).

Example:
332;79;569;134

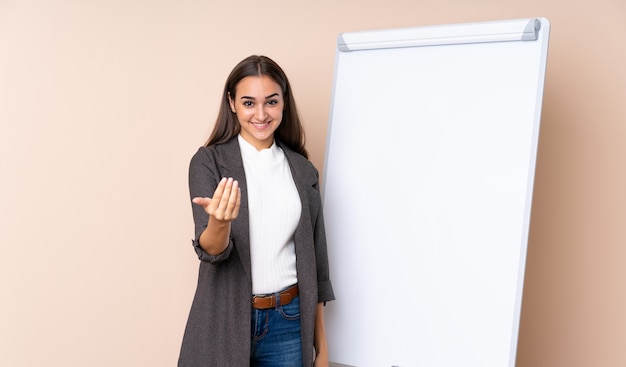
274;292;280;310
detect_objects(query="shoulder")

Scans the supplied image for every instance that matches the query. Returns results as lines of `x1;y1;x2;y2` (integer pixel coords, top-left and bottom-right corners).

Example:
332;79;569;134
190;138;241;167
189;138;245;184
189;146;216;173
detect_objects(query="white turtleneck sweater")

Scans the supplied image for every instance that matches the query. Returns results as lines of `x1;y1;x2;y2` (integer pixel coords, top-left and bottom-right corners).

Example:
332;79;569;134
238;135;301;295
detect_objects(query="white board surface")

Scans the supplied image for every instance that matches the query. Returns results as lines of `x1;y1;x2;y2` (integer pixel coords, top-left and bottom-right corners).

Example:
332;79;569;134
322;18;550;367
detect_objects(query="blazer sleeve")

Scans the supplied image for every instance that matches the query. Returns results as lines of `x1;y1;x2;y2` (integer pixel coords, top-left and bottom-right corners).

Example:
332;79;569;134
311;166;336;303
188;147;234;263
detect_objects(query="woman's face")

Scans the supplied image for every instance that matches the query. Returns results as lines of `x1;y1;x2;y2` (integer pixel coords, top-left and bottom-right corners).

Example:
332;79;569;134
229;75;284;151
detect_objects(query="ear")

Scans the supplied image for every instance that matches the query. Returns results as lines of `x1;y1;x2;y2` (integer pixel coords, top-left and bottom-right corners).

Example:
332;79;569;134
228;92;236;113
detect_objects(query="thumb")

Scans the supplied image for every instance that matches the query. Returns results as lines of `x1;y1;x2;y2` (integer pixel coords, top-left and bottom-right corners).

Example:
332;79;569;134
192;197;212;207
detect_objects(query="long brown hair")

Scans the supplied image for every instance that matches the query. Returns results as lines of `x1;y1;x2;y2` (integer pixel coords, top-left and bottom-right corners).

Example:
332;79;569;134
205;55;308;159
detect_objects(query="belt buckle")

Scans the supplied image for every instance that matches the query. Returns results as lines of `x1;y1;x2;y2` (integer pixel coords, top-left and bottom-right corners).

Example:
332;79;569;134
252;294;276;309
267;295;276;308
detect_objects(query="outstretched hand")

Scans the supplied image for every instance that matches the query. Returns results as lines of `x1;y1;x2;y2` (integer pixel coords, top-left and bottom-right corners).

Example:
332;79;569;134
192;177;241;223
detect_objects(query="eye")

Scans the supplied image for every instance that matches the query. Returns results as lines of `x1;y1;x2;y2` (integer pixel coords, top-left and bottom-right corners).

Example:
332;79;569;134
267;99;278;106
242;100;254;107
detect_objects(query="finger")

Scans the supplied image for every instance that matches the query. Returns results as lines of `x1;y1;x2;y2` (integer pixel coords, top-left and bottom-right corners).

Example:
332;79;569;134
231;187;242;218
208;177;228;211
216;178;236;217
224;181;241;219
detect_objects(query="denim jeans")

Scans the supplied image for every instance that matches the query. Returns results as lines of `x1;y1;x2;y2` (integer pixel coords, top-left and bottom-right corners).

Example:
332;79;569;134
250;295;303;367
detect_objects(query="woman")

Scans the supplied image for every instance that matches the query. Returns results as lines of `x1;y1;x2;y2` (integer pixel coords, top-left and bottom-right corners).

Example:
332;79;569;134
178;55;335;367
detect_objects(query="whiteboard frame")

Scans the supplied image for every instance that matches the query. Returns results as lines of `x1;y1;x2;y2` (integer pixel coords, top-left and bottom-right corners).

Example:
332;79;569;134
322;18;550;367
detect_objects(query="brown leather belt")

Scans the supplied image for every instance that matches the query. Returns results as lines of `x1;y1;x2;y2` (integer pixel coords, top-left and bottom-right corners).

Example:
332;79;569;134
252;284;299;310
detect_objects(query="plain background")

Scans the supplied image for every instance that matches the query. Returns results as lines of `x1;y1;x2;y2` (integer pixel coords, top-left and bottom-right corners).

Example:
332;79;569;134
1;0;624;366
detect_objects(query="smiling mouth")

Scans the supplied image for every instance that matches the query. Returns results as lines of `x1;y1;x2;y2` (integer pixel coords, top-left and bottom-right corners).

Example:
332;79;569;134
252;121;270;128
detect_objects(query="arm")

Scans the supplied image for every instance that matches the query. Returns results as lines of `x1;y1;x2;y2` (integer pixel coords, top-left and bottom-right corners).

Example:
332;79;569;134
314;302;329;367
310;164;334;366
192;177;241;255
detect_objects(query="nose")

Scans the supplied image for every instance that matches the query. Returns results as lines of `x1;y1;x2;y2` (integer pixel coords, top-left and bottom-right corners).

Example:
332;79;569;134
255;104;267;121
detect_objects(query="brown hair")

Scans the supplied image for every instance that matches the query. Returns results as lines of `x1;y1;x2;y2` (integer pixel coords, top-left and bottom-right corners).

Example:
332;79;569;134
205;55;308;159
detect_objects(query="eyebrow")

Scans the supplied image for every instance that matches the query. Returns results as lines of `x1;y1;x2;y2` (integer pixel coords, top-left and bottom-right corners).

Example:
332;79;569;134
240;93;280;100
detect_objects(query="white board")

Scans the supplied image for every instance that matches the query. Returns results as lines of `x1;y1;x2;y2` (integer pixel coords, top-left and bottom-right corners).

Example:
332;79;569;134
322;18;550;367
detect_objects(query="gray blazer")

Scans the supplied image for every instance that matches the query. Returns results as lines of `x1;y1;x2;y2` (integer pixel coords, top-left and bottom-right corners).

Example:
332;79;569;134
178;137;335;367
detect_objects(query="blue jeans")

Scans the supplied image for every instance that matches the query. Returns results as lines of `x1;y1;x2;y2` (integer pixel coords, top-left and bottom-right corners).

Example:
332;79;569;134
250;295;303;367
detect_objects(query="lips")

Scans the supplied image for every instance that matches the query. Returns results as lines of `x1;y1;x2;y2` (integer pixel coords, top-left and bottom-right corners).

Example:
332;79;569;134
252;121;271;129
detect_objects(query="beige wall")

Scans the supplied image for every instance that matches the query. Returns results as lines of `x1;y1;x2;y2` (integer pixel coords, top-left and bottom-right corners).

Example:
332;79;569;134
1;0;624;366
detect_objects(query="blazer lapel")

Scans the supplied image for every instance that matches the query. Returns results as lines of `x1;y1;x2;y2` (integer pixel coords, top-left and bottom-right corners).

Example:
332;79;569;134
279;142;316;250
